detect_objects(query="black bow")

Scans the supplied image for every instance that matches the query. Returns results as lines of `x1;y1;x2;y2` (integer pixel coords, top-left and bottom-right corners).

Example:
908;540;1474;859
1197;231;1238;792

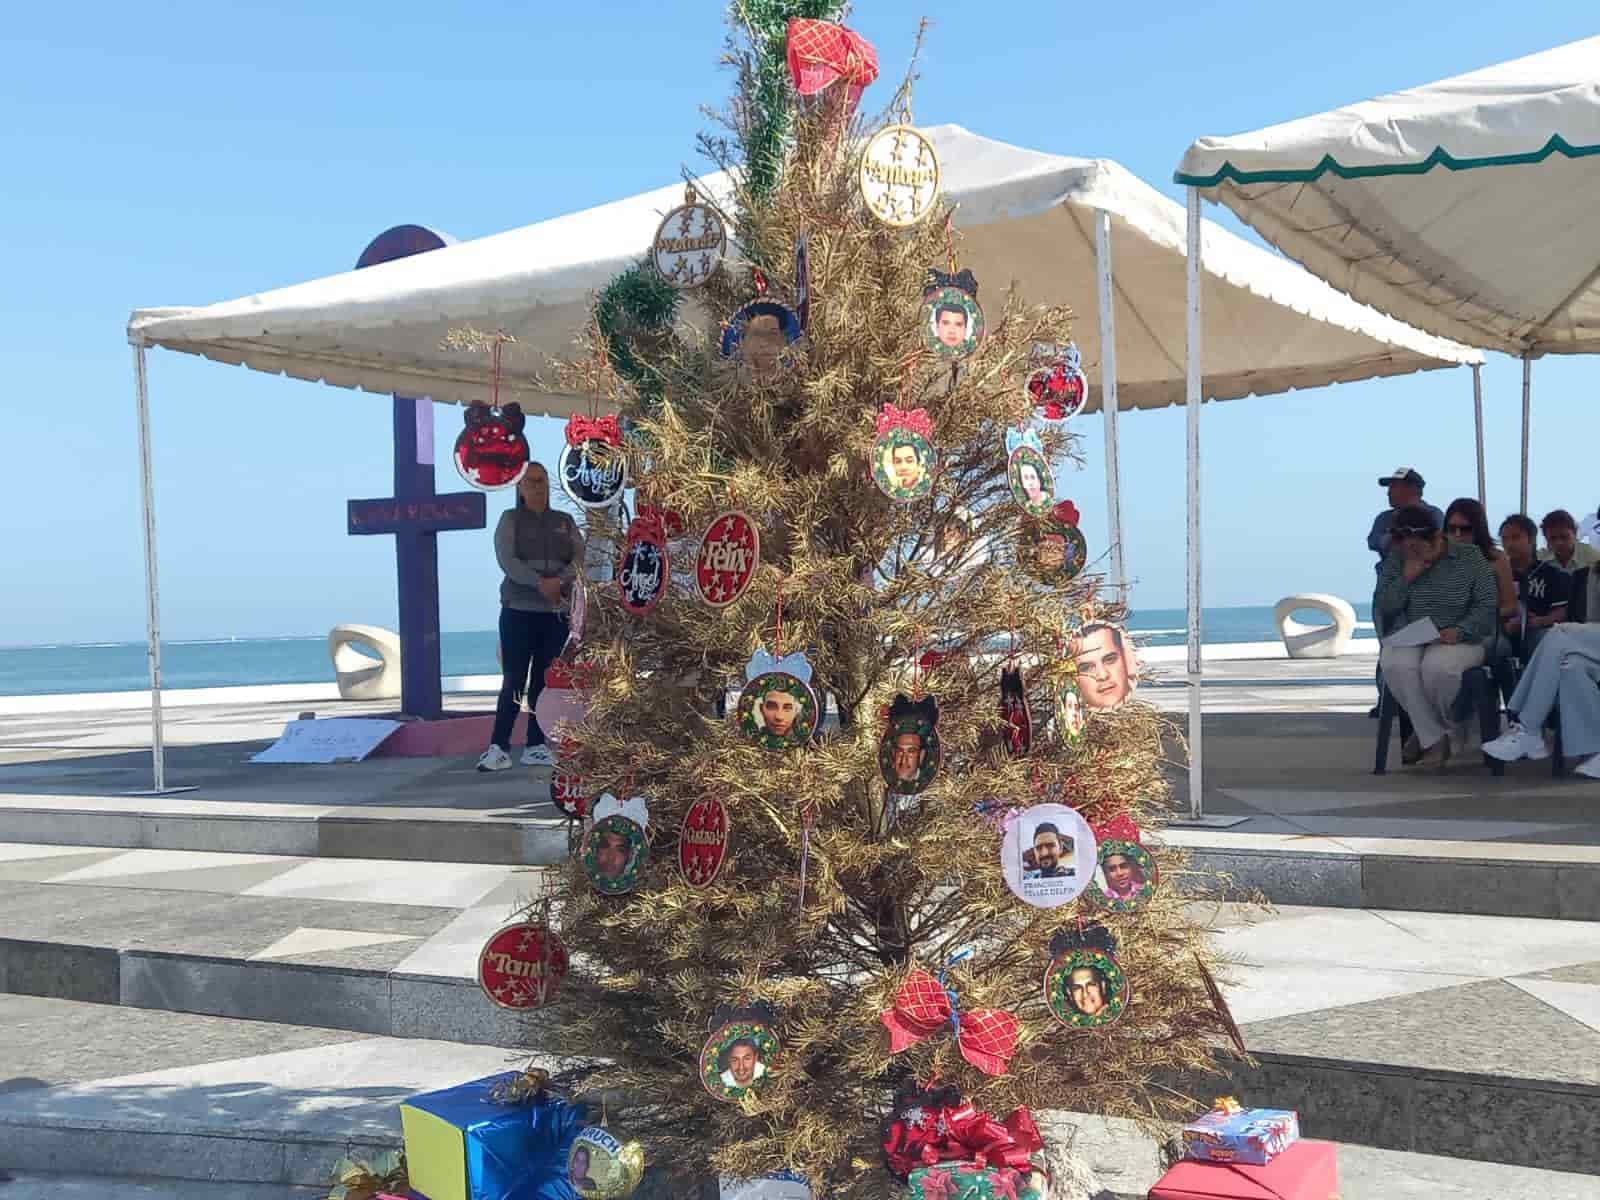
925;266;978;298
1050;922;1117;958
888;693;940;727
709;999;777;1030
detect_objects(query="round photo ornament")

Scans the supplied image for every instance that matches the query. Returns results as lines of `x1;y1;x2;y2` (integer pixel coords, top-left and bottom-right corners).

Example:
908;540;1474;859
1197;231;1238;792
700;1001;780;1103
582;794;650;896
618;511;670;616
859;123;941;228
999;802;1096;909
720;298;802;379
568;1126;645;1199
651;185;727;289
1020;500;1088;585
476;921;569;1010
872;403;937;503
879;694;941;796
736;648;821;751
921;267;984;362
1087;813;1159;913
1005;426;1054;517
453;402;529;491
559;414;628;510
695;511;760;608
1044;924;1130;1030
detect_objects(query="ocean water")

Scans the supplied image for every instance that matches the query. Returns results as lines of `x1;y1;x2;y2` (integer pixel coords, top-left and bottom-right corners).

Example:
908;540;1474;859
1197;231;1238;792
0;605;1374;698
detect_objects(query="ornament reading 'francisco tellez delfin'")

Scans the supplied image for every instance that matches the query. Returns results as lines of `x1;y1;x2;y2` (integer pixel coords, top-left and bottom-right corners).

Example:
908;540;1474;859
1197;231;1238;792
453;402;529;491
879;693;940;796
559;413;628;510
736;648;821;750
921;266;984;361
582;793;650;897
1005;426;1053;517
999;802;1096;909
872;403;936;503
1044;923;1130;1031
700;1000;780;1103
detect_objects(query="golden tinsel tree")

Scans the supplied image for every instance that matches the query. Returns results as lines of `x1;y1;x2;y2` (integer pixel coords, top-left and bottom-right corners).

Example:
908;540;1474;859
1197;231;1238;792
533;7;1235;1195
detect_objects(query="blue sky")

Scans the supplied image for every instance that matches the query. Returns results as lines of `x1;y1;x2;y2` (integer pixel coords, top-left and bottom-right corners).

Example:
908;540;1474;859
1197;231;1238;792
2;2;1596;645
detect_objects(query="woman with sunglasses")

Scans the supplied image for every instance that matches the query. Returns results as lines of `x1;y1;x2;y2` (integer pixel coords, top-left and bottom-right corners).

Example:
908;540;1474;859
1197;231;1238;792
1375;505;1499;767
1442;499;1518;656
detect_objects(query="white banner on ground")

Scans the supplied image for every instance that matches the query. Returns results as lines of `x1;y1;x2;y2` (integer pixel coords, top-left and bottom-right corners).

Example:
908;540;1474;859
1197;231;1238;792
250;718;401;764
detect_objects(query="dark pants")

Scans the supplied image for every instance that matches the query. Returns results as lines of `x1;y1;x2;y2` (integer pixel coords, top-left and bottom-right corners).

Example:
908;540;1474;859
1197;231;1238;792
491;607;569;751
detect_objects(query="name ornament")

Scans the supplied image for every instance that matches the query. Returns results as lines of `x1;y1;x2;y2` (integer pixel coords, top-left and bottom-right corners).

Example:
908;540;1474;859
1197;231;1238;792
695;511;761;608
679;795;731;888
559;413;629;510
476;921;569;1010
859;124;941;228
652;185;728;289
618;509;670;616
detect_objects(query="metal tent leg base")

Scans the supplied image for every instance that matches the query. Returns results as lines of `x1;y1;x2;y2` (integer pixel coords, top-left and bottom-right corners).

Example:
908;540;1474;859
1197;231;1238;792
122;786;200;796
1167;813;1250;829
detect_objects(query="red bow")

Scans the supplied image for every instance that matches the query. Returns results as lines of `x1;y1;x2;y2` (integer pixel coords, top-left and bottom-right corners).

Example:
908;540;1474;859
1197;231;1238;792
565;413;622;447
882;1102;1042;1177
635;505;686;538
880;970;1019;1076
1051;500;1080;527
876;403;934;440
786;19;879;107
1093;813;1142;846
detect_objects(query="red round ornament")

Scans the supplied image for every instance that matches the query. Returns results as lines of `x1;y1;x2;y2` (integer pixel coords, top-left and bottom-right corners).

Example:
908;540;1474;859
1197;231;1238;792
477;922;568;1010
694;511;760;608
678;796;731;888
453;404;530;490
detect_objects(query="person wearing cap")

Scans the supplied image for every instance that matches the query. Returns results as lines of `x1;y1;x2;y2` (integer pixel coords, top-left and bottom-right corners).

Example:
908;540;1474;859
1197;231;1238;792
1375;505;1498;768
1367;469;1443;715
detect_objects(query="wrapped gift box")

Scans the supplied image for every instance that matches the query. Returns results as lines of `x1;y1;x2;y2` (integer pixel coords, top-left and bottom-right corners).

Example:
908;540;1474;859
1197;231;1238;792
906;1162;1045;1200
400;1072;587;1200
1181;1106;1299;1166
1150;1139;1337;1200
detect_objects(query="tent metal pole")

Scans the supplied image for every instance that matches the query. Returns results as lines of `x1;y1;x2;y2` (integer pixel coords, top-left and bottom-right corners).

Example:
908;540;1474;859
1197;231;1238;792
1472;363;1486;510
132;338;167;794
1184;188;1203;821
1094;208;1125;596
1519;355;1532;516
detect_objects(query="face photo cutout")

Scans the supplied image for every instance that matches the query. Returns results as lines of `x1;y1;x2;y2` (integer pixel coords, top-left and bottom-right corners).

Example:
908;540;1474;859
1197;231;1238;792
920;268;984;361
1000;666;1031;757
700;1002;779;1103
1073;623;1137;712
1020;501;1088;585
1000;802;1096;909
567;1126;645;1199
582;794;650;896
878;694;941;796
1054;679;1085;748
872;404;937;503
721;300;803;378
560;414;629;510
1044;926;1130;1030
454;402;530;491
736;649;821;750
1005;427;1054;517
1087;814;1158;912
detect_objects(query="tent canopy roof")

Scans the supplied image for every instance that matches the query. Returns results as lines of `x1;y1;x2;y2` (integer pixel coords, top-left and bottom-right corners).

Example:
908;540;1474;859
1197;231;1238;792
130;125;1476;420
1176;37;1600;356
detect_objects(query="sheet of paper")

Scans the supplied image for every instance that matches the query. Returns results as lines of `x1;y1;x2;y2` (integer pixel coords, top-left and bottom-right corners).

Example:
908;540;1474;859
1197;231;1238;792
250;718;401;764
1382;616;1440;649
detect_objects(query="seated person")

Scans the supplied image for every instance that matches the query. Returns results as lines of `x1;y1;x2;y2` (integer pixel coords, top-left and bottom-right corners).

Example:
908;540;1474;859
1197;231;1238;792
1375;505;1498;768
1539;509;1600;574
1499;514;1569;659
1444;499;1517;657
1484;588;1600;778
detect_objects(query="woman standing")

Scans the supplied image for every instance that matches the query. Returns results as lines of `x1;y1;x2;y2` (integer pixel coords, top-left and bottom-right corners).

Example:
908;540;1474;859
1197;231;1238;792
477;462;585;772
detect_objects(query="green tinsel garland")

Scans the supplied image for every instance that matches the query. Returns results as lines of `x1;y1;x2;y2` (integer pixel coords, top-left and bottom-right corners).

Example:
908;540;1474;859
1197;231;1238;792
739;0;847;200
594;261;681;409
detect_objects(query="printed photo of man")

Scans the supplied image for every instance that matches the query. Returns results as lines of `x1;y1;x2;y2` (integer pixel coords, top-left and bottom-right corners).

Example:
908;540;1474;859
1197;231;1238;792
1099;850;1147;900
592;827;632;882
891;729;924;784
1074;624;1135;710
1024;821;1075;879
880;439;928;494
759;686;801;738
933;302;969;349
718;1037;768;1090
1067;964;1109;1017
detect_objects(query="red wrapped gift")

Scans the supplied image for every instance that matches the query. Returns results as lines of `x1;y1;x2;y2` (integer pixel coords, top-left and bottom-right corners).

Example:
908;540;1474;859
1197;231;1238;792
1149;1139;1337;1200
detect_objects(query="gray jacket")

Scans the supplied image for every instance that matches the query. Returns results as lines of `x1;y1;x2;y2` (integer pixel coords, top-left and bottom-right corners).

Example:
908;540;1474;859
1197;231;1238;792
495;507;585;613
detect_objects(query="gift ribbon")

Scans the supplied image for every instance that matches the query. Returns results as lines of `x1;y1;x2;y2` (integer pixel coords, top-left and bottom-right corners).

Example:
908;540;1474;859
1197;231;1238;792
876;403;934;440
1051;500;1081;527
880;968;1019;1075
635;504;685;538
881;1102;1042;1177
565;413;622;447
1093;813;1142;846
785;18;879;105
487;1066;550;1105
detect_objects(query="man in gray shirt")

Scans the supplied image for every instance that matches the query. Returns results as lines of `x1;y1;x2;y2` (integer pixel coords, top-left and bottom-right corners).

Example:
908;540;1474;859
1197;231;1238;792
478;462;586;772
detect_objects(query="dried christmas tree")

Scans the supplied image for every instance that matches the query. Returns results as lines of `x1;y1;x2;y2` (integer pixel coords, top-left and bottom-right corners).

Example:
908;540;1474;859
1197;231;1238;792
536;6;1234;1194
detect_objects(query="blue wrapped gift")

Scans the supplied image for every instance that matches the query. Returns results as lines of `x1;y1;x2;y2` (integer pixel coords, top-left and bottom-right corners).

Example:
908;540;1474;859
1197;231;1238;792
401;1072;588;1200
1181;1103;1299;1166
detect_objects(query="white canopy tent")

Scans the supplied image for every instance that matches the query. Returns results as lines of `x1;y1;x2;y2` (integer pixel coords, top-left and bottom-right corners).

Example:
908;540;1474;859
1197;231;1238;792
129;125;1479;799
1176;36;1600;511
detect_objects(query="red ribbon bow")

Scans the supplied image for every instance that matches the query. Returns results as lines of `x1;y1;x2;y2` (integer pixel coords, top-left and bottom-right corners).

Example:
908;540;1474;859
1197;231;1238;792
635;505;686;538
786;19;879;106
1093;813;1142;846
882;1102;1042;1177
876;403;934;440
880;970;1019;1076
565;413;622;448
1051;500;1080;527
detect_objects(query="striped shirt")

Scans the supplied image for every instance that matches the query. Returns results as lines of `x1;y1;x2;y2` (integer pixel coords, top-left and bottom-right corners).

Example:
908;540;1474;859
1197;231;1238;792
1375;541;1497;644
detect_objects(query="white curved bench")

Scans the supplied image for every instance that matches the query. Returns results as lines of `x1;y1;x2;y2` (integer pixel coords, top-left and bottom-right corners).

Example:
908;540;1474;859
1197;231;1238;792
329;624;402;700
1273;594;1357;659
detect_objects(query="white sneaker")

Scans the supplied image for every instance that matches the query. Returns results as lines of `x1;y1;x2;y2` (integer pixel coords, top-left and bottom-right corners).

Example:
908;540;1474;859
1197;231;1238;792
1577;753;1600;780
521;744;555;767
1483;722;1549;762
476;745;513;772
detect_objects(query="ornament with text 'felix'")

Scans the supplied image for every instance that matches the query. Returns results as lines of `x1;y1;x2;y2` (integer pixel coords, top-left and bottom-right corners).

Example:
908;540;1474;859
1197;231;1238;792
695;511;760;607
